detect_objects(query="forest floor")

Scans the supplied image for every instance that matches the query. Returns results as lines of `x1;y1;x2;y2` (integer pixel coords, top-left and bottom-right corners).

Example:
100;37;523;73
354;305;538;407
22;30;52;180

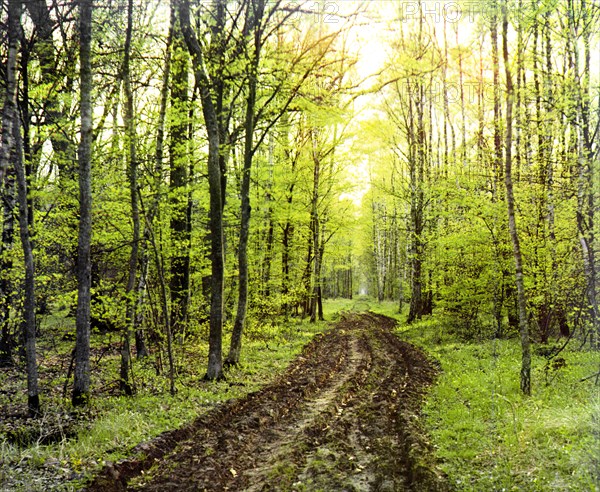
87;312;448;491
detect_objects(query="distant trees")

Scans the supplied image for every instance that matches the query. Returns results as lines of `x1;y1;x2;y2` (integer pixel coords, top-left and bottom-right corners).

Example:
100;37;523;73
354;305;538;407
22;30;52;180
362;0;598;394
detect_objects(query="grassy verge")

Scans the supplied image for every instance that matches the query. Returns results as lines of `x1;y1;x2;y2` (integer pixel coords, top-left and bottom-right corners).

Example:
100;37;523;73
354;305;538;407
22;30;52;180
0;315;330;491
397;316;600;491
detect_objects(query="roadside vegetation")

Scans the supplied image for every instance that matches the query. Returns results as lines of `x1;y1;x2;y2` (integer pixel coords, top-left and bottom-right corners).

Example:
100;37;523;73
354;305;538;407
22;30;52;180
0;308;333;491
3;297;596;491
369;301;600;491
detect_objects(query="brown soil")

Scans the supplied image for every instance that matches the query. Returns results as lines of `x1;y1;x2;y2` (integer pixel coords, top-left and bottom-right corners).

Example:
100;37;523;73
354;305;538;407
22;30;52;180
87;313;448;491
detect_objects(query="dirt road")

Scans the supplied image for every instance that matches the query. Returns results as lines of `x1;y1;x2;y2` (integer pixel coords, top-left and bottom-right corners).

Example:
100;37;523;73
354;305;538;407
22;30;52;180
88;313;447;491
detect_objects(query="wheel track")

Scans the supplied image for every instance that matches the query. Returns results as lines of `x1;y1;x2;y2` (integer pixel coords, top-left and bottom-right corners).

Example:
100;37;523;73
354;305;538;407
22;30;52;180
242;334;370;491
87;313;447;492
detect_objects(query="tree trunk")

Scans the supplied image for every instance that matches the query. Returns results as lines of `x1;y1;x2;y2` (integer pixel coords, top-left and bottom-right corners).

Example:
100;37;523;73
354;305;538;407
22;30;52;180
134;5;177;360
169;23;191;337
0;172;15;367
72;0;94;406
119;0;139;396
226;4;262;365
178;0;225;380
407;84;426;324
503;3;531;396
0;0;20;185
317;239;325;321
2;0;40;416
309;130;321;324
280;114;295;318
576;0;598;347
0;0;19;365
14;108;40;417
227;0;270;364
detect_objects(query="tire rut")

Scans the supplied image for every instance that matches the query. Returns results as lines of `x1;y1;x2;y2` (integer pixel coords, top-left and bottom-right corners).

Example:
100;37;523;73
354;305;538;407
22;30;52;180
242;336;367;491
87;313;447;492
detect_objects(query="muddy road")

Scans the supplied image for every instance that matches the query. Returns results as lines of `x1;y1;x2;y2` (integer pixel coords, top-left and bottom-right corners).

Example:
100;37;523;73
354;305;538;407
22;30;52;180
88;313;447;491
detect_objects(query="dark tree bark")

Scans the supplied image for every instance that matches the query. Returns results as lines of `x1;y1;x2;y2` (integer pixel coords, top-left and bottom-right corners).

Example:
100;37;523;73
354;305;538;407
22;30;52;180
0;172;15;367
1;0;40;414
491;1;502;199
72;0;94;406
309;129;321;324
226;0;265;366
406;83;426;324
280;114;299;318
0;0;20;366
169;22;191;337
13;109;40;417
178;0;225;380
0;0;20;185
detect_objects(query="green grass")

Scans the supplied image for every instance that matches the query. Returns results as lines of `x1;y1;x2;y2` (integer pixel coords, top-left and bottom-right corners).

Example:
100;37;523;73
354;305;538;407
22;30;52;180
4;299;598;491
400;316;600;491
325;296;403;320
0;314;329;491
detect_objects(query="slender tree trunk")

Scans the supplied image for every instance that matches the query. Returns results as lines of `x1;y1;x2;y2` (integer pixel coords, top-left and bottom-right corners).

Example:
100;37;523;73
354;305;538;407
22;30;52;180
227;129;253;363
119;0;139;396
142;203;176;394
14;111;40;417
72;0;93;406
576;0;598;347
0;0;20;185
169;23;191;337
407;84;426;324
134;6;177;359
317;237;325;321
0;172;15;367
503;3;530;396
227;2;262;364
3;0;40;416
309;130;321;324
0;0;20;367
491;3;502;199
281;115;295;317
228;0;269;364
178;0;225;380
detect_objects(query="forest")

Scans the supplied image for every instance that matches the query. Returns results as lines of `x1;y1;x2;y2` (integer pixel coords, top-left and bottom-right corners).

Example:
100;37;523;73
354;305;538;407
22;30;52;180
0;0;598;490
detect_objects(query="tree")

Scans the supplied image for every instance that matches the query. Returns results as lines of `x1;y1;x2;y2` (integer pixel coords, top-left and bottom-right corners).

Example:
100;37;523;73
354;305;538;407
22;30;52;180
169;17;191;338
0;0;40;415
226;0;265;366
72;0;94;406
0;0;21;367
14;102;40;417
119;0;139;396
178;0;226;380
502;0;530;395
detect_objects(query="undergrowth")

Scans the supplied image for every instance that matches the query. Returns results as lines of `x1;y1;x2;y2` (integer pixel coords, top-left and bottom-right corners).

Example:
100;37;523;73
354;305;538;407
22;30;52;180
398;314;600;491
3;297;597;491
0;312;329;491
